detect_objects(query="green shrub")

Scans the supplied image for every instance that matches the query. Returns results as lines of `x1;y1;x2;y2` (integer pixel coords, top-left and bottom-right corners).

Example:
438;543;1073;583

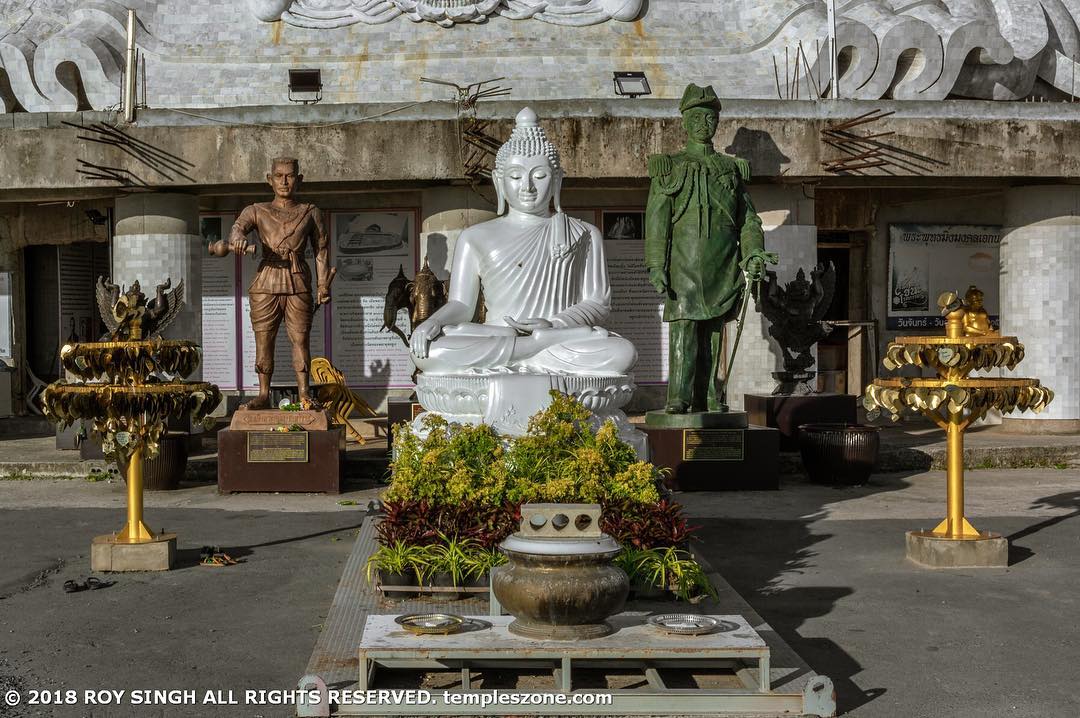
387;392;661;507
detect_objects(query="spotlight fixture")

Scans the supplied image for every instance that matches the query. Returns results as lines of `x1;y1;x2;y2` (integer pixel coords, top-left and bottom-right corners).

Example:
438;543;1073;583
613;71;651;99
288;68;322;104
85;209;107;226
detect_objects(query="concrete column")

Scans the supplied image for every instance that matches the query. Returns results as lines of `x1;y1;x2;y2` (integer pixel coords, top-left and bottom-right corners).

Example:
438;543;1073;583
112;193;202;369
726;184;817;410
1000;186;1080;432
419;187;496;280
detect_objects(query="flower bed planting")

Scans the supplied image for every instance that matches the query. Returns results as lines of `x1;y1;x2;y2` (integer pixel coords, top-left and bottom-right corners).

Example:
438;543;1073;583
367;394;716;601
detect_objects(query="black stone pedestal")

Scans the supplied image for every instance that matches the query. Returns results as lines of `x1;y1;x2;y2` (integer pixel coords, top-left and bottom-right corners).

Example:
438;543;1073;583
744;393;857;452
641;424;779;491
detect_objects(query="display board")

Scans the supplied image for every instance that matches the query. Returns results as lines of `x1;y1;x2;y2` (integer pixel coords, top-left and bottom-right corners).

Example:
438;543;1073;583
887;224;1001;330
329;210;417;388
598;209;668;384
199;216;240;389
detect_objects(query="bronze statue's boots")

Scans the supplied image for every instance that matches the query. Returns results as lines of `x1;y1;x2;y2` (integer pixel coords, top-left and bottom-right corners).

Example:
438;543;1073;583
241;394;272;410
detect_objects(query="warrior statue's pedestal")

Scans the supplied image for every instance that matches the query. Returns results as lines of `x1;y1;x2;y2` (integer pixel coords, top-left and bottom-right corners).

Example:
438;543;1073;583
217;409;343;493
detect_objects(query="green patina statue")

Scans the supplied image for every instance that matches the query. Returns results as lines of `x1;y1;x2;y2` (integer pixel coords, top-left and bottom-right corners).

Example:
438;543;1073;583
645;83;777;418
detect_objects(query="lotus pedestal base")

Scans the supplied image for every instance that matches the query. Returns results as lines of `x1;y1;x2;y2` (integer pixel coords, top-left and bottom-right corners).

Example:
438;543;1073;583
91;532;176;572
905;530;1007;569
414;372;646;458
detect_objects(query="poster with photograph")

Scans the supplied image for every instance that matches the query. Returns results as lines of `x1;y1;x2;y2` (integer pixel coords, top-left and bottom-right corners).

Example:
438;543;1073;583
330;211;417;388
602;211;644;241
200;215;240;389
887;224;1001;330
600;210;668;383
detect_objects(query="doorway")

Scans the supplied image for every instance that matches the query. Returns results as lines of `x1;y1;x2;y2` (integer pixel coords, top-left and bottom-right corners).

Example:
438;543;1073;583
816;231;869;394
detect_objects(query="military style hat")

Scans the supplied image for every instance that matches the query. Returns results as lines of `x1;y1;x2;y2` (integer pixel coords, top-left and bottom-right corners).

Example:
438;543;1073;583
679;83;721;113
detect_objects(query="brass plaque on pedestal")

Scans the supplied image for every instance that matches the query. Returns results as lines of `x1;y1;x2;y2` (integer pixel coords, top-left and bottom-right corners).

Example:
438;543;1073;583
682;429;744;461
247;432;309;463
230;409;330;431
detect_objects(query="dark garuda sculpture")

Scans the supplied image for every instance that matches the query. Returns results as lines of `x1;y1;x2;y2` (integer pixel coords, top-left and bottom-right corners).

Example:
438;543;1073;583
96;276;185;341
758;262;836;394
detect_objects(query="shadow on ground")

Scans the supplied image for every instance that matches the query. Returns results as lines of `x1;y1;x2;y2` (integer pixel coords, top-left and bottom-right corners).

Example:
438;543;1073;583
686;470;920;714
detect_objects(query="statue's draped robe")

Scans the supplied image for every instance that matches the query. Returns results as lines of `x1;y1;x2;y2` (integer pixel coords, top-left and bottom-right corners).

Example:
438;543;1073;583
478;213;608;329
645;150;764;321
418;212;636;375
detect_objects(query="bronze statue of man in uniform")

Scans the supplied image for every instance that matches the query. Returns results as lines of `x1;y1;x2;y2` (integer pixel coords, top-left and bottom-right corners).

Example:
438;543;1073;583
645;84;776;415
209;157;332;409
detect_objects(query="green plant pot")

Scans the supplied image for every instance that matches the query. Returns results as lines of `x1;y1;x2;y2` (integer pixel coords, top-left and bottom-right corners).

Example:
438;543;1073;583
429;571;464;601
377;569;419;600
630;579;667;601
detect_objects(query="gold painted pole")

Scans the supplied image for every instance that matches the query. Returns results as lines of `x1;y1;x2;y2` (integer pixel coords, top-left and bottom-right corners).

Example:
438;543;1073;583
946;418;964;536
932;416;980;539
116;445;156;543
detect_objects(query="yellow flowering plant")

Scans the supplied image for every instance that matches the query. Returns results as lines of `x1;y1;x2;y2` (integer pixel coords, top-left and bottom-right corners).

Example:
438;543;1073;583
388;393;661;507
380;393;713;601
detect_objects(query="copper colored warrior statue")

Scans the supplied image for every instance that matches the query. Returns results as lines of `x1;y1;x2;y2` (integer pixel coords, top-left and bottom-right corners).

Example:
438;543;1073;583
208;157;333;409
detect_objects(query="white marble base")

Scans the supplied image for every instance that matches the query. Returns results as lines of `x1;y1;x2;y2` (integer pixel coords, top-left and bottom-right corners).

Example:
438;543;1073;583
414;372;648;458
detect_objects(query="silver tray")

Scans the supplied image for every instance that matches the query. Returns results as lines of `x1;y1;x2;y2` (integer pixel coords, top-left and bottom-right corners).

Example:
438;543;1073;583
647;614;726;635
394;613;465;635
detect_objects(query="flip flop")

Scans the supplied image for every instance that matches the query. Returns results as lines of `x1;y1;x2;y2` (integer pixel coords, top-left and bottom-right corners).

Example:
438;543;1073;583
63;579;83;593
200;552;239;567
85;576;114;590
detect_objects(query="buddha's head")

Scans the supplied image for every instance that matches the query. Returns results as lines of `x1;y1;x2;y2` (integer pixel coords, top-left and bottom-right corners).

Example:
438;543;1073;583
493;108;563;216
267;157;302;200
965;285;985;309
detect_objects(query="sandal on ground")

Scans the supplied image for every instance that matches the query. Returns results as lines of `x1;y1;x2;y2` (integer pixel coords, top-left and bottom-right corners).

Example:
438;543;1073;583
63;579;83;593
200;552;239;567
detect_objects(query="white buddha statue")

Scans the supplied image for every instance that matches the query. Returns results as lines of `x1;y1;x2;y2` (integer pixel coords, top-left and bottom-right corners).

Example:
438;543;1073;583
409;107;643;453
411;108;636;376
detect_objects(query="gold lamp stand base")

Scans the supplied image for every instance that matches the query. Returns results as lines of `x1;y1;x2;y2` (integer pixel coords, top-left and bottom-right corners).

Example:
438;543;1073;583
928;516;983;540
905;530;1007;569
111;519;158;544
89;445;178;571
91;532;177;572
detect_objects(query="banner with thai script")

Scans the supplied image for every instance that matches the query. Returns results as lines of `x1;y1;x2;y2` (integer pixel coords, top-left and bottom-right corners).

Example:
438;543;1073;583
887;224;1000;330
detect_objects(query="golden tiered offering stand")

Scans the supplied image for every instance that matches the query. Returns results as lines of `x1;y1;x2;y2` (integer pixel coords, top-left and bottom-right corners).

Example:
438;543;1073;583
864;301;1052;552
44;339;220;562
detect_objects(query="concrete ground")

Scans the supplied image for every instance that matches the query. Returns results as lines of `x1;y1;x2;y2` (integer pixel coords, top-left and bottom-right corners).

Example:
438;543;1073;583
0;467;1078;717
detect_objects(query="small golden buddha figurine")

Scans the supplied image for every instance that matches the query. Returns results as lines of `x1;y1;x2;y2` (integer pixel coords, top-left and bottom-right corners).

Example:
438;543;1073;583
962;285;996;337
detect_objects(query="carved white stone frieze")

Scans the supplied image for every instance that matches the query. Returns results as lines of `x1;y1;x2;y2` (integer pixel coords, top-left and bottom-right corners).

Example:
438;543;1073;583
248;0;644;28
4;1;1080;111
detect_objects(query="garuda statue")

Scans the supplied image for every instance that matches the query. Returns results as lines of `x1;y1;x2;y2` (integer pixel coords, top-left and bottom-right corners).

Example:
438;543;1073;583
96;277;185;341
758;262;836;395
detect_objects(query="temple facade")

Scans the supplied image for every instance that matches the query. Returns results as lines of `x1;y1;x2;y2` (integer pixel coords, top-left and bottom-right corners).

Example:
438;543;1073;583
0;0;1077;431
